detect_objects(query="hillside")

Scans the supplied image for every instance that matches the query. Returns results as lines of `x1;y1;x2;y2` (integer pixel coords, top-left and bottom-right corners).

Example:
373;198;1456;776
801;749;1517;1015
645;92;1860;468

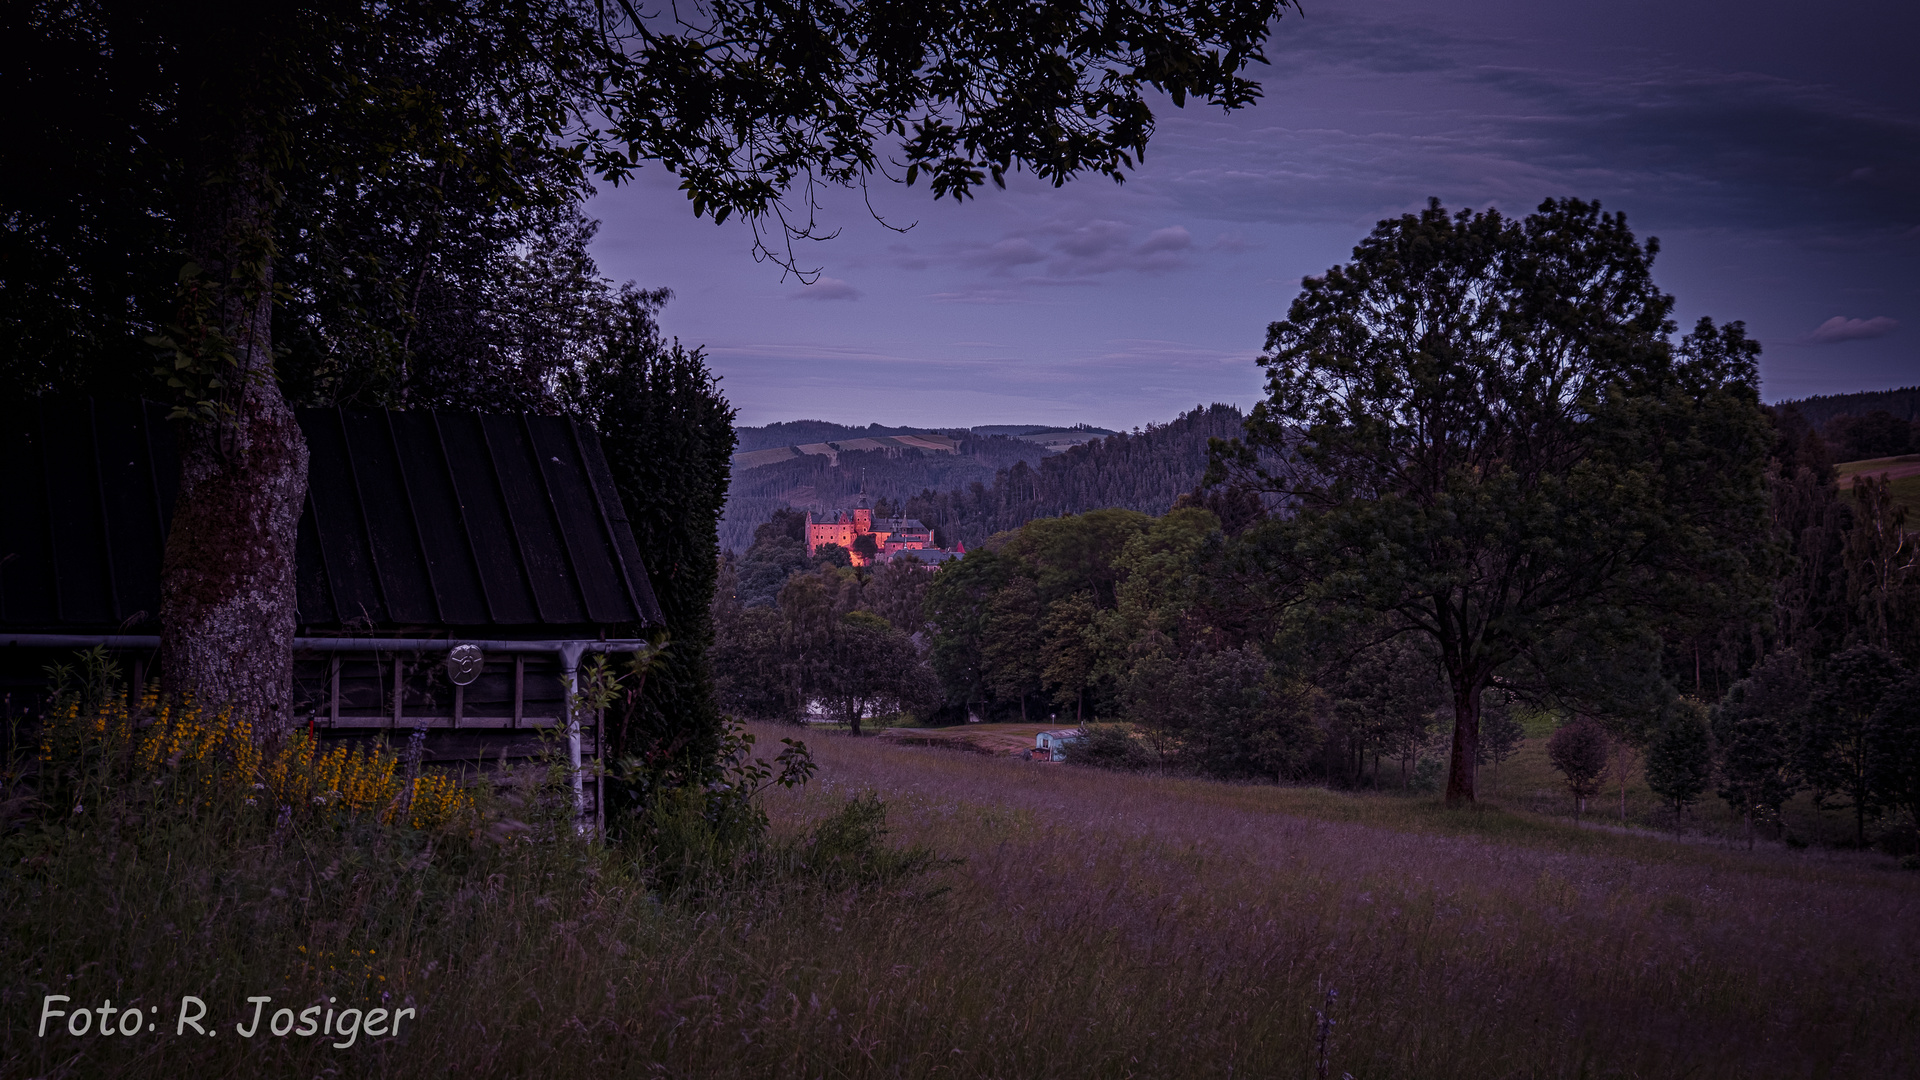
902;404;1250;544
732;420;950;454
719;433;1052;552
732;419;1119;456
718;405;1244;552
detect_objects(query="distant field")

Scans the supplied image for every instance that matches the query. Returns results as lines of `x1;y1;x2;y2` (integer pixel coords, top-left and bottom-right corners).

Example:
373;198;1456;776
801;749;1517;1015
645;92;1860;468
731;433;963;471
1837;453;1920;518
749;724;1920;1078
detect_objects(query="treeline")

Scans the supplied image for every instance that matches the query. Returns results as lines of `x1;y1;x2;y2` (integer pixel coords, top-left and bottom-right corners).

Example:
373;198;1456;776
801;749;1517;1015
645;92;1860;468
900;404;1253;546
1778;385;1919;432
1775;389;1920;462
711;402;1920;847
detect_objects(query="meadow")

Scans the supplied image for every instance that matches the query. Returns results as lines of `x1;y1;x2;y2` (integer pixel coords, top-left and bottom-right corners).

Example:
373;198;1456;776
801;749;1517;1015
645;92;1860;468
5;722;1917;1078
1837;453;1920;517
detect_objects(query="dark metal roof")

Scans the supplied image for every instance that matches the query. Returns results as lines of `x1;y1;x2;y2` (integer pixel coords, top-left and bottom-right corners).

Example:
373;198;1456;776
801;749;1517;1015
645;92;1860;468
1;400;662;636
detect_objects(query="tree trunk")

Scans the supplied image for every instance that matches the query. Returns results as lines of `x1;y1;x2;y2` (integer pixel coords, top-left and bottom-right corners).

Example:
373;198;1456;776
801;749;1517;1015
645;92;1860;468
158;143;309;739
1444;678;1483;806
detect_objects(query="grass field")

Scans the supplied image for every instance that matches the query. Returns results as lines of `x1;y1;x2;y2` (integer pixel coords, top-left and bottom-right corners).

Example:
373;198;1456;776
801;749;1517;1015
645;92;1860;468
872;716;1889;849
748;727;1920;1078
1837;453;1920;518
7;722;1917;1078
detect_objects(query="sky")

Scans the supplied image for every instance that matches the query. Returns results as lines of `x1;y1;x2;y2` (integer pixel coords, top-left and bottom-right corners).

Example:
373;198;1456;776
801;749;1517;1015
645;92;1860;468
587;0;1920;430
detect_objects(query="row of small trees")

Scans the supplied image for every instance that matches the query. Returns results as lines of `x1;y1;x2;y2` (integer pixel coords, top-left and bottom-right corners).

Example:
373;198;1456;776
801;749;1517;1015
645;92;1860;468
1547;645;1920;846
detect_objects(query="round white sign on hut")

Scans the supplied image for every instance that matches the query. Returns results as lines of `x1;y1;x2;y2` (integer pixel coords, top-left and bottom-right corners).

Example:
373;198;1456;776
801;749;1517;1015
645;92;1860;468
446;644;485;686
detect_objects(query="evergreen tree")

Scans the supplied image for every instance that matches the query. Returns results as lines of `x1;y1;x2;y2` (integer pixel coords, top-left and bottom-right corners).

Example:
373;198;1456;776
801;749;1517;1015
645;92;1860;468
1645;700;1713;816
1713;651;1808;846
1865;673;1920;833
1041;593;1103;720
981;579;1046;722
1803;644;1908;845
582;289;736;798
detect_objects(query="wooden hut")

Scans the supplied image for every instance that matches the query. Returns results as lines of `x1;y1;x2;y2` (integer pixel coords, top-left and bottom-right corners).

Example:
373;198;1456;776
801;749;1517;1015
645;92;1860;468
1;399;664;811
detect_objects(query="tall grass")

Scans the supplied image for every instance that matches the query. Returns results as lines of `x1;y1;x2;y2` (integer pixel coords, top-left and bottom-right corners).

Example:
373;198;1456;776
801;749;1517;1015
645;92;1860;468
4;714;1917;1078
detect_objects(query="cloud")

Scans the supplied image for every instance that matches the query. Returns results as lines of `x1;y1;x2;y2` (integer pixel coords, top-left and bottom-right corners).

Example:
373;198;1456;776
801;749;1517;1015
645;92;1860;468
794;277;861;301
974;238;1048;271
954;219;1198;279
1805;315;1899;344
1148;30;1920;251
1137;226;1193;255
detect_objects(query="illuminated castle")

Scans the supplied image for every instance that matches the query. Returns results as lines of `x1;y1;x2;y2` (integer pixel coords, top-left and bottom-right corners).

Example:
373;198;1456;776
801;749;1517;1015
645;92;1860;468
804;498;962;568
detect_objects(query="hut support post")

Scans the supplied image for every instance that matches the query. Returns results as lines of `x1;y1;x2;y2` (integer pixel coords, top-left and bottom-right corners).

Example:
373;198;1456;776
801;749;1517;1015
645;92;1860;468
560;642;587;830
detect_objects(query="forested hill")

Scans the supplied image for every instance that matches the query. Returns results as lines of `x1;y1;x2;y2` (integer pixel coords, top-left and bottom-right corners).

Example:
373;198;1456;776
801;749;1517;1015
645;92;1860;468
1778;386;1920;430
717;404;1249;552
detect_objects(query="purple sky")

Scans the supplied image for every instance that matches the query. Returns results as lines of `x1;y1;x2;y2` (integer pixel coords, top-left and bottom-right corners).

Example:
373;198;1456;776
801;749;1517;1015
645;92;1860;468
588;0;1919;430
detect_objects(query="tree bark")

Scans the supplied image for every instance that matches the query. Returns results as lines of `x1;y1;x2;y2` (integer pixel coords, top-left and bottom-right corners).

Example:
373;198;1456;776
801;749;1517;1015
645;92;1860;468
1444;678;1483;806
158;142;309;738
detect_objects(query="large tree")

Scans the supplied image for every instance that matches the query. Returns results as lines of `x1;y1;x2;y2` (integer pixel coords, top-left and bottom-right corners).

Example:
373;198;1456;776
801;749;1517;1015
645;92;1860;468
7;0;1301;730
1230;199;1773;805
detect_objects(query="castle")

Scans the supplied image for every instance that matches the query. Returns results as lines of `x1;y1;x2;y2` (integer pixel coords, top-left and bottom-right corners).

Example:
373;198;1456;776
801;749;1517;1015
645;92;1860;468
804;502;964;567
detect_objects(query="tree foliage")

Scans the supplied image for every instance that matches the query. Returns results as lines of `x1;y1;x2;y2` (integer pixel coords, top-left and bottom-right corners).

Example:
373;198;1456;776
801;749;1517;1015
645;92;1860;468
1803;645;1909;845
1866;673;1920;832
1547;720;1612;818
1226;198;1773;805
590;0;1301;266
1644;700;1713;815
1713;651;1808;844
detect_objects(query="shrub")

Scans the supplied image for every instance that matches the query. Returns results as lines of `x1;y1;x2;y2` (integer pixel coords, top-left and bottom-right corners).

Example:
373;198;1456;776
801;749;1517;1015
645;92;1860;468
1410;756;1443;793
1065;723;1156;770
1547;719;1611;819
